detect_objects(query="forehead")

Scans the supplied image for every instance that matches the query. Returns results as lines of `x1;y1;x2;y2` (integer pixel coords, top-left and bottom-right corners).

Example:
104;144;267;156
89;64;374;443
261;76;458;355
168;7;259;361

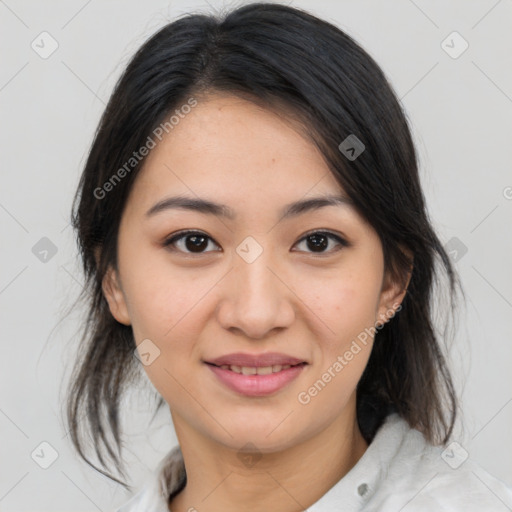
129;93;349;214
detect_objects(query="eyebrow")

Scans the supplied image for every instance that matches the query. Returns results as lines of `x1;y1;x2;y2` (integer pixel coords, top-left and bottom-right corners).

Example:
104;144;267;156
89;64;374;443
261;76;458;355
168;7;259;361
145;193;354;221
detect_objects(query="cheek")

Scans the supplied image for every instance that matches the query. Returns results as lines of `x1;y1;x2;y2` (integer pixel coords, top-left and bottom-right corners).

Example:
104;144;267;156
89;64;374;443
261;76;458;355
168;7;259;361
120;254;221;401
295;266;382;342
290;262;382;404
294;279;376;413
119;244;203;337
122;257;208;397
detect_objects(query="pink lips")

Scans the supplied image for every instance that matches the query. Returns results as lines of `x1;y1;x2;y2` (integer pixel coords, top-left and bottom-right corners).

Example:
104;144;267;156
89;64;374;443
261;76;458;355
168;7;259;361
205;352;307;367
204;352;308;397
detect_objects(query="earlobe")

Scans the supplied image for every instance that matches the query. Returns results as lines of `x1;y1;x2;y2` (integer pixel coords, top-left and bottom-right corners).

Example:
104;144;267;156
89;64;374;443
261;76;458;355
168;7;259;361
102;266;131;326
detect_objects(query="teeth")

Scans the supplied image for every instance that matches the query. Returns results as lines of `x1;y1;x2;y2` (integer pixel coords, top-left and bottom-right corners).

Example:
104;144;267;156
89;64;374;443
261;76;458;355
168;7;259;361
220;364;294;374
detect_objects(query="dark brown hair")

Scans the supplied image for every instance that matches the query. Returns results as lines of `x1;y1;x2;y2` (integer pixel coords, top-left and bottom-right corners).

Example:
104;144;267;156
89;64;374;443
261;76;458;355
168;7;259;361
65;1;464;490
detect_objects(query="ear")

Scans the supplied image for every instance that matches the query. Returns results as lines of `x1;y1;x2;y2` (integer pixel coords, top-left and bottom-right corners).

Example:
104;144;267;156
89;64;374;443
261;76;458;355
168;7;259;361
102;265;131;326
375;249;413;327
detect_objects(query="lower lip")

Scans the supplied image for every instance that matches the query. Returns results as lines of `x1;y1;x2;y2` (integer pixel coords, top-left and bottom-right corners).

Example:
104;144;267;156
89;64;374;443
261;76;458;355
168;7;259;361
206;363;307;397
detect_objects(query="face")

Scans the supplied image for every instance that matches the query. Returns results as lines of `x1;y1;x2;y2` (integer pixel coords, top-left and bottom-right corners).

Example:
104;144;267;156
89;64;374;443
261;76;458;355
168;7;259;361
103;93;407;453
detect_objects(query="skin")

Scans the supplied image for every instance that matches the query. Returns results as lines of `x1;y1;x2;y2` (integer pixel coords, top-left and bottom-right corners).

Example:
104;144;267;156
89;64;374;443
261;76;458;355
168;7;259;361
102;93;410;512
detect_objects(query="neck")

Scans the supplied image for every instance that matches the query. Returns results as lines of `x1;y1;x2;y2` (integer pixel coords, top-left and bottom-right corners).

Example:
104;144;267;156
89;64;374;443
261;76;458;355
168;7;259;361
168;402;368;512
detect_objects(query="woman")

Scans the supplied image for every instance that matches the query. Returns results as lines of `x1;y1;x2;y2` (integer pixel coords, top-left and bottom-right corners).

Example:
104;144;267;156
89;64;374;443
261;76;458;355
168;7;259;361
66;2;512;511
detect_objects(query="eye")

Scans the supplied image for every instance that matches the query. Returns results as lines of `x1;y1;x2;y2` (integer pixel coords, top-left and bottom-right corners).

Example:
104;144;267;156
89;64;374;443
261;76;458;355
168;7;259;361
163;229;349;255
293;230;349;255
163;230;221;254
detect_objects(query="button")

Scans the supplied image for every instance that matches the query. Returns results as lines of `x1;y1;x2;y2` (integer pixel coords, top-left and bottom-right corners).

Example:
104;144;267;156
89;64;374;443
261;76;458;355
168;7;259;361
357;483;369;497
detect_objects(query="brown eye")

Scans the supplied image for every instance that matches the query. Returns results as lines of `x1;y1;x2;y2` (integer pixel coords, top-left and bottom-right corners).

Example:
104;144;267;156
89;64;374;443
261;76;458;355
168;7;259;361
293;231;348;254
164;231;220;254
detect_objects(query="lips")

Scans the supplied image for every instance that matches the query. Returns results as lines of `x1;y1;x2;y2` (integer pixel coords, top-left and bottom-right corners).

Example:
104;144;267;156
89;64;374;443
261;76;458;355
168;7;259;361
205;357;307;396
204;352;308;368
203;352;309;396
209;363;306;375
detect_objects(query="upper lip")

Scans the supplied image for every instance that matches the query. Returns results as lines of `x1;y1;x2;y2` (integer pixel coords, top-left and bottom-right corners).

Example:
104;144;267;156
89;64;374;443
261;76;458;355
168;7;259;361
205;352;308;367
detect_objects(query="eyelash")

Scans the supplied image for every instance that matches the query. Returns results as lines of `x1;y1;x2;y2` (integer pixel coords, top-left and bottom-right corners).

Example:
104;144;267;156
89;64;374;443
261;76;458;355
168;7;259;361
163;229;350;256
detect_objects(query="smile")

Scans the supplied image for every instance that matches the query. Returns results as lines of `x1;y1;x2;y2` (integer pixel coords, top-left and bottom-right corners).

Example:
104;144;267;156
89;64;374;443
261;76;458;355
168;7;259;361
205;362;308;396
207;362;306;375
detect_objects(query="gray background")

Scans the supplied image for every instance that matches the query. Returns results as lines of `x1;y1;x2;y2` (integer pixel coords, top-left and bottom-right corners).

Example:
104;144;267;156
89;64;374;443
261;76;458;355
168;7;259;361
1;0;511;510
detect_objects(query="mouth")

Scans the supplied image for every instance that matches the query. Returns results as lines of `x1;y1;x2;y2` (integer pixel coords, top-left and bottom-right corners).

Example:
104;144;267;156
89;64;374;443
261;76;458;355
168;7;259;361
204;361;308;375
204;361;308;396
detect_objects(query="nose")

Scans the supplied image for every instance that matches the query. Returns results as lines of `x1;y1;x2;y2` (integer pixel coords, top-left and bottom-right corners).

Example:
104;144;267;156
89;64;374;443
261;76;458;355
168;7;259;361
215;249;295;340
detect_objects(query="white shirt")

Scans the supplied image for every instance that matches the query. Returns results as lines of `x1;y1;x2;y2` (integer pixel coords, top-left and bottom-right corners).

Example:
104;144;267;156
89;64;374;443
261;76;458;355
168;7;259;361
114;413;512;511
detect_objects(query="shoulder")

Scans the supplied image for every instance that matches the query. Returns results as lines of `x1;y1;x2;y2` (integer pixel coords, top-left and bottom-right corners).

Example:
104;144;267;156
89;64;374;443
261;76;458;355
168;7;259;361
364;414;512;511
112;486;169;512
